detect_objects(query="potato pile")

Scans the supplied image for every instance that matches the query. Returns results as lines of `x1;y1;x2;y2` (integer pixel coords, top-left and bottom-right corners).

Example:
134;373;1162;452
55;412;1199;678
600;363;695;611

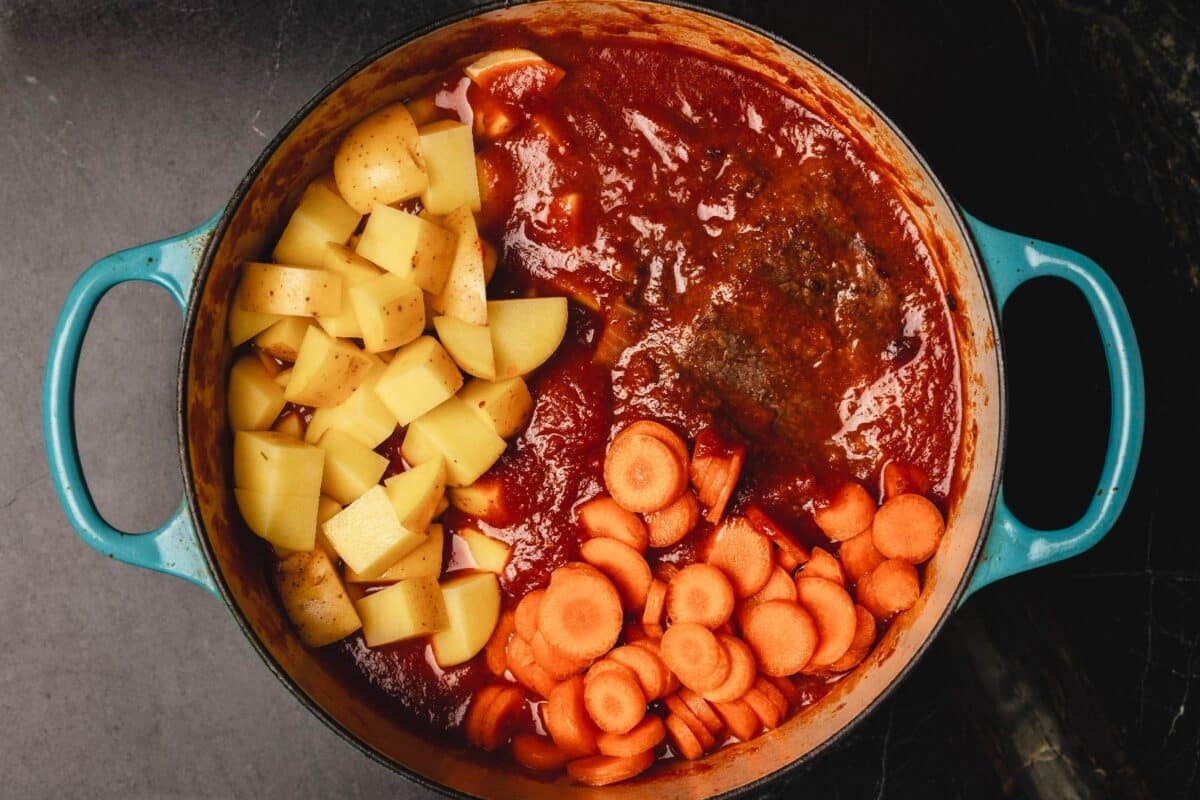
225;50;570;668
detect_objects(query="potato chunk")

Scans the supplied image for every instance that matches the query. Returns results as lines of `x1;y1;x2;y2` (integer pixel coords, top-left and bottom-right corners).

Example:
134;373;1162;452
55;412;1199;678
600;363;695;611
346;524;444;584
488;297;568;378
254;316;315;362
238;263;343;317
272;178;362;267
430;206;487;325
322;485;426;578
373;335;463;426
418;121;481;214
334;104;428;214
235;489;319;551
355;205;456;295
304;362;395;449
430;572;501;667
316;243;383;339
233;430;324;498
349;273;425;353
356;575;448;647
284;327;376;407
383;458;446;533
229;279;281;345
275;549;362;646
458;377;532;438
433;316;495;380
317;429;388;506
401;396;506;486
459;527;511;574
228;355;286;432
447;479;506;523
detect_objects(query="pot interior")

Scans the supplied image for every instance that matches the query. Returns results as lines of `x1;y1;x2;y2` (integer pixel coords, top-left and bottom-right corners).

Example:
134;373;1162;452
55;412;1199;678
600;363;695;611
182;2;1002;796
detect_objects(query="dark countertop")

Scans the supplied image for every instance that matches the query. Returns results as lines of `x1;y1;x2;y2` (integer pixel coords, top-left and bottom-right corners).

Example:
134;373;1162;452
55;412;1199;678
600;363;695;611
2;1;1196;797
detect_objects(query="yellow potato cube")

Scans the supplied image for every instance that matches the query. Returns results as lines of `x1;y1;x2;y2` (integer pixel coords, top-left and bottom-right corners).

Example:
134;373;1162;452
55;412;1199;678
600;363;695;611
355;575;449;647
272;178;362;267
322;485;426;578
383;458;446;533
233;430;324;497
459;527;511;574
350;273;425;353
273;367;292;387
238;263;343;317
458;377;533;438
418;120;481;214
235;488;319;551
254;316;315;362
271;412;305;440
433;316;494;379
401;396;506;487
447;479;506;523
465;48;547;83
346;524;444;584
430;206;487;325
317;429;389;506
355;205;456;295
430;572;500;667
316;243;383;339
228;355;286;431
284;327;376;407
333;103;428;214
275;549;362;646
304;363;396;448
488;297;568;378
372;336;463;426
229;279;281;345
271;494;341;559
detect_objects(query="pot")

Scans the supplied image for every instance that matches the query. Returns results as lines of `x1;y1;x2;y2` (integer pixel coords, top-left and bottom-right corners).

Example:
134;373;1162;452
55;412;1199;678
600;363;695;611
42;1;1144;797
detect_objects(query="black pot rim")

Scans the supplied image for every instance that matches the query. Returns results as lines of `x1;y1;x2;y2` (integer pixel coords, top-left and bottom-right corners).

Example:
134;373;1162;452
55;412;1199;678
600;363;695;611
178;2;1006;796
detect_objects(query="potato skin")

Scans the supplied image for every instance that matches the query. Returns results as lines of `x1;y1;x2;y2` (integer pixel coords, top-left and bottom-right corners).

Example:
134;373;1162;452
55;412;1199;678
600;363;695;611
334;103;427;214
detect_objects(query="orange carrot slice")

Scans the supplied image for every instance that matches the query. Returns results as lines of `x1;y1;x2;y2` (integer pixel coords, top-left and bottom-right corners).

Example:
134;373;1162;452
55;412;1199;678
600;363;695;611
512;733;571;772
532;629;591;679
857;559;921;619
660;622;731;693
579;496;649;552
566;749;656;786
839;527;886;583
736;564;798;628
666;563;736;628
705;517;773;598
596;714;665;757
677;687;724;735
741;686;782;729
464;685;500;746
654;562;681;583
752;676;788;720
645;491;701;548
801;546;845;586
539;564;624;660
813;482;876;541
689;428;745;522
740;600;818;677
619;420;690;467
663;695;716;750
506;634;558;699
580;537;652;610
607;645;670;701
872;494;945;564
484;609;515;677
545;675;601;757
665;713;705;760
477;684;527;750
744;503;811;566
623;622;651;644
583;665;647;734
514;589;545;643
642;579;667;629
824;604;878;673
701;635;758;704
882;461;931;500
775;545;800;572
604;432;687;513
711;698;760;741
763;675;804;711
794;577;857;668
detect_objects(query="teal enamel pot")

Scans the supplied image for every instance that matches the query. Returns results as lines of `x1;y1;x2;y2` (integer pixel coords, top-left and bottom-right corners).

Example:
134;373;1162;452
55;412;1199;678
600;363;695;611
42;1;1144;797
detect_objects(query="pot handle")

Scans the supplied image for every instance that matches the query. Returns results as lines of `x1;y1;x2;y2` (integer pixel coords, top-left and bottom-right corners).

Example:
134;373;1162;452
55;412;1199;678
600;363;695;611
962;213;1144;598
43;215;221;597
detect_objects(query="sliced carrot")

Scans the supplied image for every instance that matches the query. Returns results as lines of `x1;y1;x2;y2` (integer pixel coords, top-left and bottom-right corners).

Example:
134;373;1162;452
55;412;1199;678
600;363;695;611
532;630;591;679
839;527;886;583
586;658;637;685
484;609;515;677
824;604;878;673
514;589;545;643
752;676;788;721
597;715;665;757
706;450;744;523
579;496;649;552
511;733;572;772
775;545;800;573
692;456;728;513
645;491;701;548
654;562;681;583
618;420;690;467
741;686;782;729
740;600;818;677
566;749;656;786
736;564;798;629
763;675;804;711
666;563;735;629
583;665;647;734
580;537;652;610
642;579;667;629
700;635;757;704
857;559;921;619
794;577;857;668
477;684;527;750
689;427;745;522
663;695;716;750
545;675;600;757
801;546;845;586
711;698;761;741
665;713;705;760
677;687;723;735
635;637;680;695
604;432;687;513
464;685;501;746
871;493;945;564
744;503;811;566
538;564;624;660
813;482;876;541
607;645;670;701
704;517;773;598
660;622;731;694
506;634;558;699
623;622;651;644
882;461;931;500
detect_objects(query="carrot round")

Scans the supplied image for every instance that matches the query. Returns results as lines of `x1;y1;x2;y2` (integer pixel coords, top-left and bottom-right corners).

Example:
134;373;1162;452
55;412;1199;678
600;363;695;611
663;695;716;750
824;604;878;673
666;563;735;629
654;562;681;584
701;635;758;703
644;490;701;549
506;634;558;699
607;645;670;701
596;714;665;757
801;546;845;586
857;559;921;619
566;749;656;786
660;622;731;693
477;684;527;750
604;432;687;513
580;536;652;610
882;461;931;500
629;638;678;693
740;600;818;677
744;503;811;566
539;564;624;660
642;579;667;629
813;482;876;541
579;496;649;552
752;676;788;720
736;564;798;629
839;527;886;583
619;420;690;467
545;675;600;757
775;545;800;573
484;609;515;676
872;493;945;564
512;733;571;772
623;622;651;643
585;658;638;685
665;713;705;760
794;577;857;668
532;630;591;679
464;685;501;747
711;698;760;742
583;666;647;734
677;687;723;735
741;686;782;729
763;675;804;711
705;517;773;598
514;589;544;643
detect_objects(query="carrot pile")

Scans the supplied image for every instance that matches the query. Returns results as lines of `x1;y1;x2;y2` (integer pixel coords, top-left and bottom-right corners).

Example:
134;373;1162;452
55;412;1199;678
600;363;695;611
467;421;947;786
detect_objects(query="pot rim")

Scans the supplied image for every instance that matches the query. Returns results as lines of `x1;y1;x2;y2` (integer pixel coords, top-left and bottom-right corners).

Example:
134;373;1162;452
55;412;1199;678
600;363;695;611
178;1;1006;796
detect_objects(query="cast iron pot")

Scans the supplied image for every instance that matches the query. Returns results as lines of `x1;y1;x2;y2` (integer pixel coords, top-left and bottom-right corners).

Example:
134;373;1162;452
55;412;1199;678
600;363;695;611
43;2;1145;797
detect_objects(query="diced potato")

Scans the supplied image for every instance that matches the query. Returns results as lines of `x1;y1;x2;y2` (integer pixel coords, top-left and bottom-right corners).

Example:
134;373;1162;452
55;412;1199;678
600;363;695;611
273;367;293;387
233;430;324;497
356;575;449;647
435;496;450;518
355;205;456;295
406;95;441;126
271;412;305;440
284;327;376;407
401;396;506;486
229;279;281;345
383;458;446;533
459;527;511;574
458;377;532;438
238;263;343;317
235;488;319;551
317;429;389;506
418;120;481;214
430;206;487;325
350;273;425;353
254;349;282;377
275;549;362;646
482;240;498;284
333;104;428;215
346;524;444;584
447;479;506;521
430;572;500;667
255;316;314;362
488;297;568;378
372;336;463;426
465;48;546;83
322;485;426;578
304;363;395;448
316;243;384;339
433;316;495;380
272;494;341;559
272;178;362;267
228;355;286;432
